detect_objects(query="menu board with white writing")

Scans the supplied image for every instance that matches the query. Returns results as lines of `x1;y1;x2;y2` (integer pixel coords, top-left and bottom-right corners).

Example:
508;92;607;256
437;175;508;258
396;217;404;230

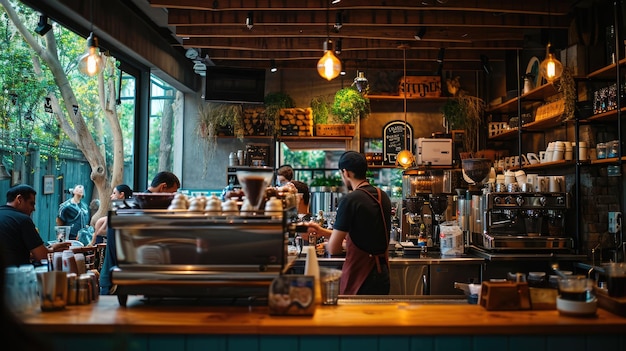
383;121;413;165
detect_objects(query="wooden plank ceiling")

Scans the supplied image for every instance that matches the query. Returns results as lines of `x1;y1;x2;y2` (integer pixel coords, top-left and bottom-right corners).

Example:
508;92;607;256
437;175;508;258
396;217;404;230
147;0;582;73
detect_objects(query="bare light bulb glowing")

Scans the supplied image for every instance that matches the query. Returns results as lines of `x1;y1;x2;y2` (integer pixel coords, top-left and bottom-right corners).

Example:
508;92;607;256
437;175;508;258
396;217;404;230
539;43;563;83
317;42;341;81
78;32;103;77
396;149;414;169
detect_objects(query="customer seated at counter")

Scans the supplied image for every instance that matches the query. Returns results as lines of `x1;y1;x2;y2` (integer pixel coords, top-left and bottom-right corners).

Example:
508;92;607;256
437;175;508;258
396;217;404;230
0;184;70;267
99;172;180;295
277;165;310;214
89;184;133;246
305;151;392;295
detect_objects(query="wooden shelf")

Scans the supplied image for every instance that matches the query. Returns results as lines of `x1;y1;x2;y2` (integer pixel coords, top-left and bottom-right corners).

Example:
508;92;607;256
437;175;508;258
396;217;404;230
366;95;449;102
586;58;626;79
488;115;566;140
583;108;623;123
590;156;626;165
278;136;352;151
487;83;559;114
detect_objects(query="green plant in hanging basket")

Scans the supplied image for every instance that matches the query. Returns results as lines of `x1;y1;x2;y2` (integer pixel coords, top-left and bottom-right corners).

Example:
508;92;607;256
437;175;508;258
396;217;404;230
331;87;370;124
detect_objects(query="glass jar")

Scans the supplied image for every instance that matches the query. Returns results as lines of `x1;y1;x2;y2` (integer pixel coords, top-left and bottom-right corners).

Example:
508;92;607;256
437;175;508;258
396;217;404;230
596;142;607;159
608;140;619;158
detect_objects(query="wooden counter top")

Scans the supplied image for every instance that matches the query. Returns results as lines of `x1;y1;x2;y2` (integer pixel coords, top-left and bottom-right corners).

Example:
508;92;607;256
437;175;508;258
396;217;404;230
17;296;626;336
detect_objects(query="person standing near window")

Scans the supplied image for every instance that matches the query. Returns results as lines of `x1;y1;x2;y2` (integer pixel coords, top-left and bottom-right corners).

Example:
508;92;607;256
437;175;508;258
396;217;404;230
56;184;90;240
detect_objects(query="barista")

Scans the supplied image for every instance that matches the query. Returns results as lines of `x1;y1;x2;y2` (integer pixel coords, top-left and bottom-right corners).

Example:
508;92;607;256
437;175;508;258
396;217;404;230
305;151;391;295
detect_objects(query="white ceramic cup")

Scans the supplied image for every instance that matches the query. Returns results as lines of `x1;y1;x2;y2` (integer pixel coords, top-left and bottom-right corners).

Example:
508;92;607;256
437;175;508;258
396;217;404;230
527;152;540;164
504;170;516;185
514;170;527;185
539;151;546;163
527;174;539;190
549;176;565;192
536;176;548;192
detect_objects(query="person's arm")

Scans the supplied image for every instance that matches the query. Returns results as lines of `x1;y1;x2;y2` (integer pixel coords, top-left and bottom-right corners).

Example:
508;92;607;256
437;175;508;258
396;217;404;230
326;229;347;255
30;242;70;262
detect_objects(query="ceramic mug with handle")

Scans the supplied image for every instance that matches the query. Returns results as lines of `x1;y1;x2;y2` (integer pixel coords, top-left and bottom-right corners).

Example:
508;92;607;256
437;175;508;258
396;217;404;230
527;152;540;165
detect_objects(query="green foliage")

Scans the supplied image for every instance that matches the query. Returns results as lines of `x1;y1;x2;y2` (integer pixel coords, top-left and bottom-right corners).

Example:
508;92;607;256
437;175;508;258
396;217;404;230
440;99;466;129
310;175;342;187
264;92;294;136
331;87;370;123
310;94;333;125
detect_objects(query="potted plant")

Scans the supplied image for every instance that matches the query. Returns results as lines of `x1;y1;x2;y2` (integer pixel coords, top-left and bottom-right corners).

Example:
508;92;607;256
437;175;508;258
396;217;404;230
310;94;333;125
331;86;370;124
264;92;295;136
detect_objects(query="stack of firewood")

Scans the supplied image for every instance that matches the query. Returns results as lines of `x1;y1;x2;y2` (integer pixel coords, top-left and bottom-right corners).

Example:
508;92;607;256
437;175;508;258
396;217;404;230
279;108;313;136
242;106;268;136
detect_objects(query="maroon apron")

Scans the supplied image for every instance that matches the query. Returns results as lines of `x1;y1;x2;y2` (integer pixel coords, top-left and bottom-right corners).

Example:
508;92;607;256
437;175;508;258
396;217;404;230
339;187;389;295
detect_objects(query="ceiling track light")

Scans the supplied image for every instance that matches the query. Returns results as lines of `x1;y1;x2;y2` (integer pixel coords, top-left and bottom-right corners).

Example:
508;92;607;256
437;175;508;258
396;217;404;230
35;14;52;36
270;59;277;73
414;27;426;41
334;11;343;31
246;11;254;30
480;54;491;75
340;60;346;76
437;47;445;63
335;38;342;55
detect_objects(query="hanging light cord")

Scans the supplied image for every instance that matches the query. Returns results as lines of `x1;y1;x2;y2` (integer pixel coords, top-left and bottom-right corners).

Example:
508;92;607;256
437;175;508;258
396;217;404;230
403;47;407;151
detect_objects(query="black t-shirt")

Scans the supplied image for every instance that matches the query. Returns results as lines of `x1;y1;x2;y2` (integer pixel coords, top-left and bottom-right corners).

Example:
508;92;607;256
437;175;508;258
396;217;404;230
0;205;43;267
332;184;392;254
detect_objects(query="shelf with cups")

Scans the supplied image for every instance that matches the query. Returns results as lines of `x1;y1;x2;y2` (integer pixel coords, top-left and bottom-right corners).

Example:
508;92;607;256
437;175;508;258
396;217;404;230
488;115;568;141
487;82;559;114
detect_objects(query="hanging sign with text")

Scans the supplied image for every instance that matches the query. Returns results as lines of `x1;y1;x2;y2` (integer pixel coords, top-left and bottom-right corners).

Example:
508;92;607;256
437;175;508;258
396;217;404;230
383;120;413;165
398;76;441;98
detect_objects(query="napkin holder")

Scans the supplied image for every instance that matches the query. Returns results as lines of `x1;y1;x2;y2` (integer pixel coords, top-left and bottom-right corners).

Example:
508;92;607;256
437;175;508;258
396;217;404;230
479;281;531;310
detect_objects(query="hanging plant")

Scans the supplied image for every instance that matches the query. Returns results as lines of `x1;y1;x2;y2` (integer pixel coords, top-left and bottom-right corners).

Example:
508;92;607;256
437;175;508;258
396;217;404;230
197;102;244;155
331;87;370;124
555;67;576;122
441;94;485;155
264;92;295;136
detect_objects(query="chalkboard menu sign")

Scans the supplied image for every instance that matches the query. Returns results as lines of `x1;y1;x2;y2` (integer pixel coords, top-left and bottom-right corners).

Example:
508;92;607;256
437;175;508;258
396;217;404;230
383;121;413;165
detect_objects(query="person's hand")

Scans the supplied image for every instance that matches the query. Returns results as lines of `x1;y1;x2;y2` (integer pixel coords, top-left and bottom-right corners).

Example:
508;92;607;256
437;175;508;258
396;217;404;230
305;221;322;234
50;241;71;252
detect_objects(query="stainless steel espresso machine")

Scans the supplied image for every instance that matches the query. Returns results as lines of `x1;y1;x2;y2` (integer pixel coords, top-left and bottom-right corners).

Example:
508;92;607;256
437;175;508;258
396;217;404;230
469;191;573;252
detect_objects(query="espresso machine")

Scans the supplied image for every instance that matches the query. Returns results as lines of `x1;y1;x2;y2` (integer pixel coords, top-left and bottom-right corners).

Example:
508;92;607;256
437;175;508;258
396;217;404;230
470;192;573;252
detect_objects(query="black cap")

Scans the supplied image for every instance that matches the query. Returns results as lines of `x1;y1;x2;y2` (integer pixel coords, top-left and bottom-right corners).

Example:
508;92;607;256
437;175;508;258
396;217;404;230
338;151;367;177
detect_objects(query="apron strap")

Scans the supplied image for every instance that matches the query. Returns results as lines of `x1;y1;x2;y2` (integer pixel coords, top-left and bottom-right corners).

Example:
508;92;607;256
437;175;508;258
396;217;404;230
356;186;390;273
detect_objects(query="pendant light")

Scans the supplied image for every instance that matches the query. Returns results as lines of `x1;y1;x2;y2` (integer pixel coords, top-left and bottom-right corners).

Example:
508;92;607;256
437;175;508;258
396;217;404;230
78;0;103;77
317;5;341;80
539;42;563;82
396;45;415;169
539;1;562;83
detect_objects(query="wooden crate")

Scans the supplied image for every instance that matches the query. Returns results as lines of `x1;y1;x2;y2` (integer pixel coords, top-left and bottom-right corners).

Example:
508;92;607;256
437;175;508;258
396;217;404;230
315;124;356;136
279;108;313;136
